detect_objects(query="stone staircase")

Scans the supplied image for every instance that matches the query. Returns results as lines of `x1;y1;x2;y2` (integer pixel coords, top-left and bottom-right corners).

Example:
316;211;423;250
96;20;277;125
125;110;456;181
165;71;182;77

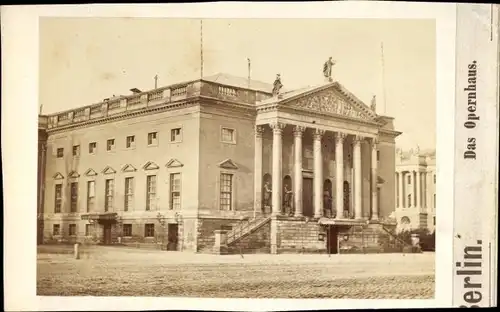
224;215;271;246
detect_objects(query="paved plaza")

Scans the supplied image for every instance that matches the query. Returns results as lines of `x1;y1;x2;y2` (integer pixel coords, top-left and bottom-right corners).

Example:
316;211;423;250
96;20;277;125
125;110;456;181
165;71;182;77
37;246;435;299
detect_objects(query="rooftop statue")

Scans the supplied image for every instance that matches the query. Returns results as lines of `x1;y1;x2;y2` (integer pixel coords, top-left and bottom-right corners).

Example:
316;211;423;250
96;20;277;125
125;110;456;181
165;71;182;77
272;74;283;96
323;57;336;82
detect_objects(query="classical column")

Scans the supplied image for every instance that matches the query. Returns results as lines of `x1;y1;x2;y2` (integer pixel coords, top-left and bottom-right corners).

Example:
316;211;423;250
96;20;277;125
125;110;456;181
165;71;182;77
335;132;346;219
253;125;264;216
313;128;325;218
353;135;363;220
398;171;404;208
371;138;379;220
293;126;305;217
416;170;421;209
270;122;285;216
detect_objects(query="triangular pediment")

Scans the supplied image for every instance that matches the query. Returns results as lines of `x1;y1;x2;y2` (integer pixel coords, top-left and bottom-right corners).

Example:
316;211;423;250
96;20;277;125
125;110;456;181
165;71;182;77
143;161;160;170
102;166;116;175
122;164;137;172
53;172;64;180
166;159;184;168
68;171;80;178
283;84;377;121
84;168;98;176
377;176;386;184
218;159;238;170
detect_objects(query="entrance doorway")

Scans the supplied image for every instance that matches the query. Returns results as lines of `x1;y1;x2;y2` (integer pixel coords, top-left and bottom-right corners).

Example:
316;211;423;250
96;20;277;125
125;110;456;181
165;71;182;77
302;177;313;217
167;223;179;251
102;223;112;245
326;226;338;254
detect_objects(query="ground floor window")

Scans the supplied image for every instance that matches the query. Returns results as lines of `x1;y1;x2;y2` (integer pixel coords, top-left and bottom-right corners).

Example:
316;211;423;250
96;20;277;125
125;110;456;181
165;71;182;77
85;224;91;236
69;224;77;236
145;223;155;237
220;173;233;210
123;224;132;237
53;224;60;236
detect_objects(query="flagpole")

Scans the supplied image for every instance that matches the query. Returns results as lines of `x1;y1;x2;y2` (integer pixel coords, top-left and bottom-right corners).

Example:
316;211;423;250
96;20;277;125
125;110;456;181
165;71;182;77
200;19;204;79
247;58;251;89
380;42;387;115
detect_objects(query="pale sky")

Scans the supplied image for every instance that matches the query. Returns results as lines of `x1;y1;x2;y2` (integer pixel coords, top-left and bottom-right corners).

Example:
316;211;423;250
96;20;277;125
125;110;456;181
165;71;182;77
40;18;436;150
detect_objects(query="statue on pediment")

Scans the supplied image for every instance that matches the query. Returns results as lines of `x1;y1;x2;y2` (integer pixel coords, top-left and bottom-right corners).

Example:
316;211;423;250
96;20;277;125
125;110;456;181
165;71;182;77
272;74;283;96
323;57;336;82
371;95;377;112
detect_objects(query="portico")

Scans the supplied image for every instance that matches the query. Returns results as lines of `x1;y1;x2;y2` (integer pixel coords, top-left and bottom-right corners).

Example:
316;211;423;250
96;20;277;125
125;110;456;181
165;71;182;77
253;82;385;222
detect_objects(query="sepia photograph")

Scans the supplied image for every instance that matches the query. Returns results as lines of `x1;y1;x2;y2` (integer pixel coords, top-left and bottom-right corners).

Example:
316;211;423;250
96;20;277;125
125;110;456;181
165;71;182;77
34;17;438;299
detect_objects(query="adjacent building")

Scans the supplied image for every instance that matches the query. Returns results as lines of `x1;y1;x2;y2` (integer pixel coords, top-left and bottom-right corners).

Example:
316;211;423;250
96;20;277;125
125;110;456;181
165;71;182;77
37;72;401;254
394;148;436;233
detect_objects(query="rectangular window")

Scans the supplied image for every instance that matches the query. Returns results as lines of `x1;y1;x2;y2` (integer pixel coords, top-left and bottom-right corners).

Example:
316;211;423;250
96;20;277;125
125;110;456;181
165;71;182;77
169;173;181;210
407;194;412;208
126;136;135;148
407;175;411;184
105;179;114;212
56;148;64;158
221;127;235;143
433;174;436;184
89;142;97;154
433;193;436;208
124;177;134;211
433;216;436;226
53;224;60;236
107;139;115;151
85;224;91;236
70;182;78;212
72;145;80;157
170;128;182;142
87;181;96;212
145;223;155;237
123;224;132;237
220;173;233;211
148;132;158;146
146;175;157;211
376;150;380;161
54;184;62;213
69;224;77;236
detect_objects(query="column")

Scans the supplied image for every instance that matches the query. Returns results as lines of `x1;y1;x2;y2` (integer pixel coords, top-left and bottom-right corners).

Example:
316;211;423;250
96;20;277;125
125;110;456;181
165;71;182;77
416;170;421;209
253;125;264;215
371;138;379;220
270;122;285;216
313;128;325;218
353;135;363;220
335;132;346;219
398;171;404;208
293;126;305;217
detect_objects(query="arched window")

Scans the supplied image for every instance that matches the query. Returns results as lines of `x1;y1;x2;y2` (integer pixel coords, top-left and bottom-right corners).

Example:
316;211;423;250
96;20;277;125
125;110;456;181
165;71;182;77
401;216;411;224
343;181;350;218
262;173;272;211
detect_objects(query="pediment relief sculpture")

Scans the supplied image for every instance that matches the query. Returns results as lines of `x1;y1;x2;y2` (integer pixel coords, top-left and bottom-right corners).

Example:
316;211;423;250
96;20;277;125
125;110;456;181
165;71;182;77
289;89;372;121
166;158;184;168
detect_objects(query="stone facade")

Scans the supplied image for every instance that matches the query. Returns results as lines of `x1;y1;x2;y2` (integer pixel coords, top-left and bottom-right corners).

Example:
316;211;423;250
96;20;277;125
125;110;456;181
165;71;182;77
394;148;436;232
37;72;401;253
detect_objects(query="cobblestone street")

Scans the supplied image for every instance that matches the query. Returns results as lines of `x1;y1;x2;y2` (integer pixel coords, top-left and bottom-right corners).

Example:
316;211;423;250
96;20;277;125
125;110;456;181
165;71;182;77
37;246;435;299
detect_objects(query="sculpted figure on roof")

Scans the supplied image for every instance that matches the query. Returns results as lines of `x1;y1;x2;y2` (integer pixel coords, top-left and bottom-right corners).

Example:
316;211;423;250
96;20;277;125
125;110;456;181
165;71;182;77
323;57;336;82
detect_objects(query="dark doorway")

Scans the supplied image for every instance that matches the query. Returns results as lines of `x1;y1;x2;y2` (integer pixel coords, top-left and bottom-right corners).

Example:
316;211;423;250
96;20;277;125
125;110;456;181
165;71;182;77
103;223;112;245
326;226;338;254
167;223;179;251
302;177;313;217
343;181;351;218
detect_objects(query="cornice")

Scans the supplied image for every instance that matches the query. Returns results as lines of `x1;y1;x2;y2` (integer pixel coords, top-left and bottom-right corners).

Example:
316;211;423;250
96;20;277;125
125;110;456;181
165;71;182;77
47;99;199;134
